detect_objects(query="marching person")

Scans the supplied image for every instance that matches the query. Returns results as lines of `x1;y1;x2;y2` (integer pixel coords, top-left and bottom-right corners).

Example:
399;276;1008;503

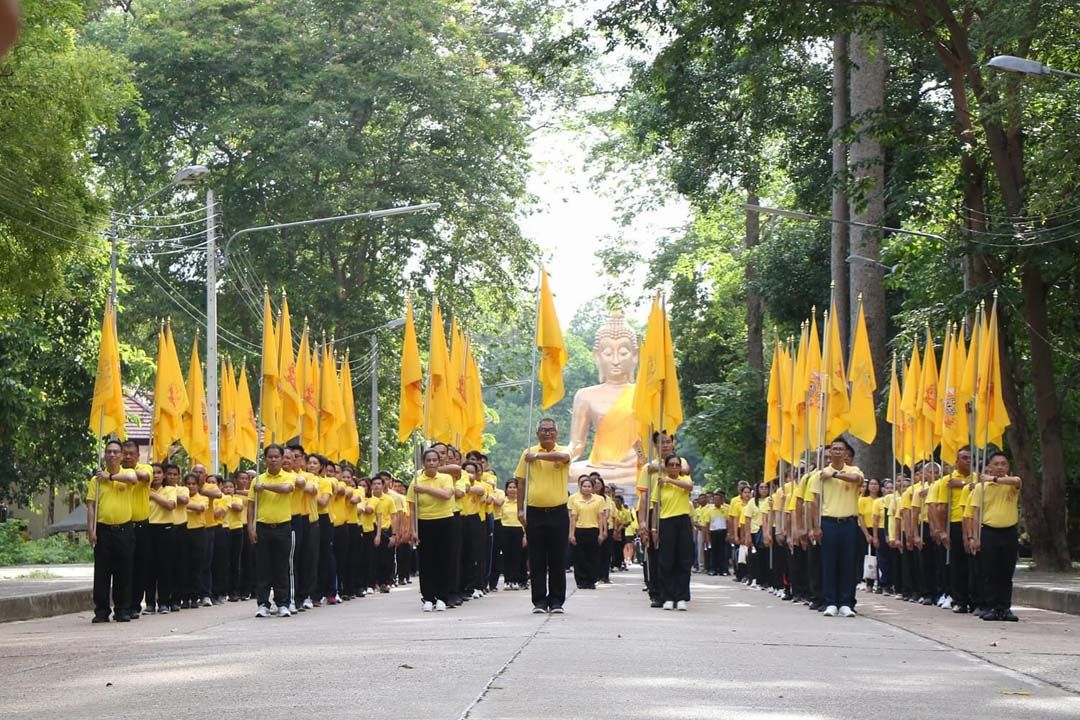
969;451;1022;622
809;439;864;618
408;448;456;612
248;444;295;618
184;473;210;608
120;440;152;619
568;476;605;590
87;440;137;623
167;463;189;610
654;455;694;610
145;464;177;614
515;418;572;614
500;479;527;590
370;475;397;594
222;477;247;603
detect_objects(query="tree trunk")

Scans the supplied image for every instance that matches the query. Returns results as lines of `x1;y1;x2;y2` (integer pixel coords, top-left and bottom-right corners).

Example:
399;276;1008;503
846;30;889;481
830;33;850;346
745;193;764;394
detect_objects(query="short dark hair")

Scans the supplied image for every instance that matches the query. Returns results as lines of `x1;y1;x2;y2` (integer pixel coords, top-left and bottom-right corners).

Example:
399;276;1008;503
831;438;855;457
104;439;123;452
987;450;1009;463
287;443;305;455
121;439;138;451
265;444;284;457
423;448;441;462
462;461;480;474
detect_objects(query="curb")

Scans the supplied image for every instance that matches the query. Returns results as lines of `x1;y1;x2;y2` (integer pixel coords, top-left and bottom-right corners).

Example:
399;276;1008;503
0;587;92;623
1014;584;1080;617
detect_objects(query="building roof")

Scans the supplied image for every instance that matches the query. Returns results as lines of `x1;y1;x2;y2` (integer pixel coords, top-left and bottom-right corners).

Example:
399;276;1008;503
124;388;153;442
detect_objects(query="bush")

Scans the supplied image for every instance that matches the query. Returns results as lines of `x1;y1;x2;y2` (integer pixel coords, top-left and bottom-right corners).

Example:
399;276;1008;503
0;520;93;565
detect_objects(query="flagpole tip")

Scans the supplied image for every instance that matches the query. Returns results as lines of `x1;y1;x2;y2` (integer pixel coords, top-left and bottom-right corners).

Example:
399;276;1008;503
857;292;863;302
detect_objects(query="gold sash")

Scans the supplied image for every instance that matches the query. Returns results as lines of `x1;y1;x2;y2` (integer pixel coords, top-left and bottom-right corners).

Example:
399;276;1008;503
589;385;638;465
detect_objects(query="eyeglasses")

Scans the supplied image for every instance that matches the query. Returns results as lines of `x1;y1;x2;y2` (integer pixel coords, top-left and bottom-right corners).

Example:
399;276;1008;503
537;427;556;434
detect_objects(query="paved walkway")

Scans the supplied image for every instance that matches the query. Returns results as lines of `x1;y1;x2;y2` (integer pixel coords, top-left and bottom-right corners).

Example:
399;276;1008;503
0;569;1077;719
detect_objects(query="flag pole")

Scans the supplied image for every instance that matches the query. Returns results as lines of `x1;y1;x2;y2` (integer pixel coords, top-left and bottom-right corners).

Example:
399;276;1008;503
802;315;813;548
523;266;541;527
941;322;953;568
655;292;668;550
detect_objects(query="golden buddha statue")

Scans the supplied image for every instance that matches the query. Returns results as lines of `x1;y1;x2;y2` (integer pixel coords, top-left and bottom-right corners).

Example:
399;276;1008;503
568;311;641;491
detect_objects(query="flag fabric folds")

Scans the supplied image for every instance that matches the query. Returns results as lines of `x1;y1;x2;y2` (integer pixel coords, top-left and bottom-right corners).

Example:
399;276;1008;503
260;291;282;446
339;352;360;465
632;294;683;442
397;299;424;443
182;336;211;468
236;361;259;463
535;268;567;410
277;294;301;442
152;321;188;460
464;337;486;453
425;300;453;443
975;297;1011;449
90;299;126;440
764;341;782;483
319;342;344;460
824;303;850;442
847;300;877;444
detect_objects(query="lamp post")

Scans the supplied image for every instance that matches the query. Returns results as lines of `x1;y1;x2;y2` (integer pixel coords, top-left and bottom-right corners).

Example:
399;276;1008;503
986;55;1080;80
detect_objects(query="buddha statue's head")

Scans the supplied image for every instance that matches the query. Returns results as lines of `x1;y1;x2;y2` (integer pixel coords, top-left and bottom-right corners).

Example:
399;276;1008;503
593;310;638;384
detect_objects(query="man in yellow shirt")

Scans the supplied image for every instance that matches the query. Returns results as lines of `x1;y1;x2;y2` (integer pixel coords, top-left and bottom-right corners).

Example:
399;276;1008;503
87;439;138;623
391;476;414;584
119;440;153;619
970;451;1022;622
514;418;571;614
460;460;488;600
809;439;864;617
943;448;976;614
248;444;296;617
284;444;311;612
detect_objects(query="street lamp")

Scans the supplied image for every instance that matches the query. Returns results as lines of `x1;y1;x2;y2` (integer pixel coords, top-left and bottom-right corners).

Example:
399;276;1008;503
350;317;406;474
987;55;1080;80
846;254;901;275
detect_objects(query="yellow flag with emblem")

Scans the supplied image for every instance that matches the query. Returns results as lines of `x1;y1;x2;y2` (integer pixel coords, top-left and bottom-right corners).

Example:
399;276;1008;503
339;351;360;465
846;300;877;443
89;299;126;439
277;294;301;442
535;268;567;410
260;291;282;446
398;298;424;443
182;335;211;467
425;299;454;443
236;360;259;463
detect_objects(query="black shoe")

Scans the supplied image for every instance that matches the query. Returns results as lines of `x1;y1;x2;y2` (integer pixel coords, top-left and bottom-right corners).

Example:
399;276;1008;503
874;587;884;594
92;615;110;624
532;605;547;614
952;604;970;614
549;605;564;614
919;597;934;606
973;607;989;618
982;609;1003;621
1000;609;1019;622
128;611;140;620
650;600;665;608
114;613;131;623
809;602;825;612
170;603;181;612
228;596;240;603
782;591;794;601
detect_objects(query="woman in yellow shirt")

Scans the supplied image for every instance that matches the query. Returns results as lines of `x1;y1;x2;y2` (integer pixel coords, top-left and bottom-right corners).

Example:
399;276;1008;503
370;475;398;594
406;448;457;611
221;477;247;602
500;479;526;590
655;455;695;610
184;474;209;609
354;476;373;598
858;478;882;591
146;463;177;614
569;477;605;590
593;477;613;585
741;482;771;590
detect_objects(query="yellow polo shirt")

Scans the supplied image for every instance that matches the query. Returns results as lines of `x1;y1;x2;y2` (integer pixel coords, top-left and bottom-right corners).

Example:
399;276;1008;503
171;485;190;526
186;492;208;529
129;463;154;522
809;465;863;518
968;480;1020;528
945;470;976;522
317;476;335;516
87;471;136;526
650;475;692;520
224;495;247;530
249;471;295;524
370;493;396;531
203;482;223;527
407;471;455;520
501;499;521;528
514;444;570;508
148;485;177;525
569;494;605;529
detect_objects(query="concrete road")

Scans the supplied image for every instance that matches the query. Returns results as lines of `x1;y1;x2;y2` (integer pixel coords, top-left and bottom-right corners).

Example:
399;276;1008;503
1;571;1077;719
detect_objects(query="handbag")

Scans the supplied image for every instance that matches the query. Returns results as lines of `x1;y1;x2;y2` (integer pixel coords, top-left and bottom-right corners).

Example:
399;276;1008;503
737;544;749;565
863;553;878;581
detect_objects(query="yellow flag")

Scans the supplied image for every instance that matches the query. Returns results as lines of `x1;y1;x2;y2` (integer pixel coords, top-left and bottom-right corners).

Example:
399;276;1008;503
464;336;486;452
802;312;824;450
779;338;797;464
425;300;454;443
220;357;240;471
152;326;174;460
764;341;782;483
277;294;301;441
824;302;850;442
940;324;968;464
182;336;211;467
934;324;953;442
260;292;282;446
885;354;903;464
920;328;939;455
338;352;360;465
89;300;126;439
319;343;344;460
632;294;683;442
301;339;319;452
535;268;567;410
162;321;188;436
398;299;424;443
846;300;877;443
900;340;922;467
236;361;259;463
785;323;808;463
975;297;1010;449
449;317;468;442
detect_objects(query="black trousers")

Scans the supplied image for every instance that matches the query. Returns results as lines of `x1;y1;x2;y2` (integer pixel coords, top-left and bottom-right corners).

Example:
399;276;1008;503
289;515;307;605
461;513;484;594
187;527;209;600
241;526;256;596
255;521;291;608
396;535;412;582
480;515;493;590
348;525;363;594
598;534;611;580
301;520;319;601
146;523;175;609
501;525;525;585
981;524;1018;611
317;514;334;598
333;524;351;595
130;520;150;614
418;516;454;604
772;542;789;589
93;522;134;619
448;512;463;598
174;526;190;602
969;545;985;608
948;522;969;605
876;529;891;588
791;544;808;598
526;504;569;609
821;517;858;609
212;526;229;598
375;530;394;586
658;515;693;602
202;525;215;599
807;542;822;604
854;531;868;589
358;529;375;592
920;525;936;598
709;530;728;574
573;528;600;588
227;528;243;597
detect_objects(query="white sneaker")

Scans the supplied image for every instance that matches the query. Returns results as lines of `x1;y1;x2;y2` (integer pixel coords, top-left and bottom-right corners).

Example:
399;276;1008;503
676;600;688;611
749;580;758;588
422;601;434;613
318;597;327;606
941;597;953;610
435;600;447;612
662;601;675;611
200;596;213;607
839;605;856;618
302;598;314;610
269;602;278;613
471;589;484;600
367;588;375;595
823;605;838;617
278;606;291;617
288;603;297;614
255;606;269;618
935;595;945;607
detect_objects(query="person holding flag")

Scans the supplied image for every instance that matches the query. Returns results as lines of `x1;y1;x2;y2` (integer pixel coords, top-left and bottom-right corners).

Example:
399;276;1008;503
87;440;138;623
809;438;864;617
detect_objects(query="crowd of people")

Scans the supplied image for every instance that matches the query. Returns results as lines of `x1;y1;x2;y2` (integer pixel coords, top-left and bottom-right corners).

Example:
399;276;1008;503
681;442;1024;622
87;425;1023;624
